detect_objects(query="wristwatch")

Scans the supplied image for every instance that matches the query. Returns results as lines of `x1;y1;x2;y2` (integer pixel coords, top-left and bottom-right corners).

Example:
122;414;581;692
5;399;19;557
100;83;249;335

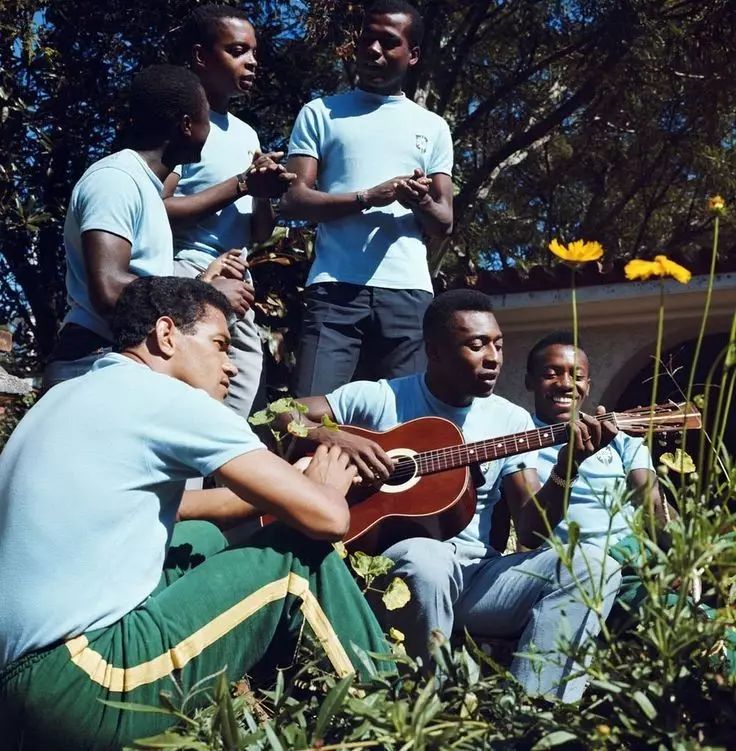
355;191;370;209
235;171;249;196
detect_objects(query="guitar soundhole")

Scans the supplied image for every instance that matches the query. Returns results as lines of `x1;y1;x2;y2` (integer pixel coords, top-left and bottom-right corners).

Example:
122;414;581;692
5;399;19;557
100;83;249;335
385;455;418;487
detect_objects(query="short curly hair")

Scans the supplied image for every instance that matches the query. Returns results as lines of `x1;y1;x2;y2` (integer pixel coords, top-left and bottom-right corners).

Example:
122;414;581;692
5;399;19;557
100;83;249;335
112;276;232;351
365;0;425;47
174;3;252;63
422;289;495;342
128;64;205;146
526;331;586;375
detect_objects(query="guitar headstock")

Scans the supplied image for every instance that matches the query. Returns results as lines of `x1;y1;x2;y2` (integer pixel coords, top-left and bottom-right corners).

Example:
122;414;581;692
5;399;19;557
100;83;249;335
613;401;702;434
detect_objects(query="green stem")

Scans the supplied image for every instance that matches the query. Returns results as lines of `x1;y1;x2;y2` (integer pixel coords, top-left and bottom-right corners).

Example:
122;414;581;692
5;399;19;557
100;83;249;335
685;215;719;407
563;272;578;512
646;284;664;540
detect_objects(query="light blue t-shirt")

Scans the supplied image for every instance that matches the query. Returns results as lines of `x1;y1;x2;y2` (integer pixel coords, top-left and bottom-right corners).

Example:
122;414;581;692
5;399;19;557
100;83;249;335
326;374;536;551
288;89;454;292
533;415;655;547
0;353;264;668
173;110;261;269
63;149;174;340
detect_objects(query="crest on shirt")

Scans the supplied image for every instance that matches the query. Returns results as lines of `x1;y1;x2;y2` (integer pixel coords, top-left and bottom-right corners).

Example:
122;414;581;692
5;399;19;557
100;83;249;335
415;134;428;153
596;446;614;465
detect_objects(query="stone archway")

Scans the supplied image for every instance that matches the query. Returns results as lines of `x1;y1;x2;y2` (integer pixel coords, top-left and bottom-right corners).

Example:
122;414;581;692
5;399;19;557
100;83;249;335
612;333;733;462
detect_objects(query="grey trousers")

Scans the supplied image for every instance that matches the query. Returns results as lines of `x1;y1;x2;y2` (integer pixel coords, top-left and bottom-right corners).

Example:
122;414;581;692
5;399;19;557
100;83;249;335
381;537;621;702
174;257;263;420
293;282;432;397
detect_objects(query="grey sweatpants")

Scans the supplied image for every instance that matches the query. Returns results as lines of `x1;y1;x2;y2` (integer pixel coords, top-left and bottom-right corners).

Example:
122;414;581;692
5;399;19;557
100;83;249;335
381;537;621;702
174;257;263;420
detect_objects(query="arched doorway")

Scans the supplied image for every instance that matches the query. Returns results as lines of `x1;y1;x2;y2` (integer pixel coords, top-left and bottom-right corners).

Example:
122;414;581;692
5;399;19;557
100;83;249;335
614;333;734;466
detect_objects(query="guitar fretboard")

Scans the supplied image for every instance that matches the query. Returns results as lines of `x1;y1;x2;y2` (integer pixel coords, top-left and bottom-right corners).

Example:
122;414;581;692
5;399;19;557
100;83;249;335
391;412;617;480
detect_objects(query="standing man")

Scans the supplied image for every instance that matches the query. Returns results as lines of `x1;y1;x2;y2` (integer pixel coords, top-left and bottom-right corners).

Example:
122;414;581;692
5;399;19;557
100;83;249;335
0;276;390;751
164;5;295;417
43;64;228;388
278;290;622;702
281;0;454;397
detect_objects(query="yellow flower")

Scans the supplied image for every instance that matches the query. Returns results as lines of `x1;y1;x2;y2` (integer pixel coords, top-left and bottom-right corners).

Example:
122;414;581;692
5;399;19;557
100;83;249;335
707;195;726;214
624;255;691;284
624;258;659;281
548;238;604;264
654;255;691;284
660;449;696;474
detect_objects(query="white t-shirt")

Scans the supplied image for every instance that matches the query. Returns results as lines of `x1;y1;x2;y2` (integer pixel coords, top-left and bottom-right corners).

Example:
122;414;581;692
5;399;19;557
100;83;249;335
0;354;264;668
288;89;454;292
533;415;655;547
326;373;536;551
62;149;174;340
173;110;261;269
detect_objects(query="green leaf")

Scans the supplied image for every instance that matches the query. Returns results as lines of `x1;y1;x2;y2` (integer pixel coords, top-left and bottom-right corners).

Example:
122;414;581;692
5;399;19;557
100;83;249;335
248;408;274;426
286;419;309;438
632;689;657;720
268;397;297;414
531;730;579;749
312;674;353;743
264;721;286;751
382;577;411;610
129;731;209;749
660;449;696;474
98;699;178;716
213;672;239;751
320;413;340;430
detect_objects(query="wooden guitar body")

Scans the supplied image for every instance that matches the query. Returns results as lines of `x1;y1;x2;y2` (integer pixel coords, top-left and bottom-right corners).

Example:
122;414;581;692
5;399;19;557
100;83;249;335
260;401;699;556
340;418;477;554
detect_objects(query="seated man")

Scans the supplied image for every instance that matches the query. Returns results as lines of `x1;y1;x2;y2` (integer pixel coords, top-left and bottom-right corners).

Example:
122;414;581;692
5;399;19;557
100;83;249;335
0;277;389;751
281;289;622;702
524;330;667;551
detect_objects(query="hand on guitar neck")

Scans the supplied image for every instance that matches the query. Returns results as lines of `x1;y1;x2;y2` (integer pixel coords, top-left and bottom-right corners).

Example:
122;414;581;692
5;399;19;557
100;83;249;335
553;405;619;478
514;406;619;548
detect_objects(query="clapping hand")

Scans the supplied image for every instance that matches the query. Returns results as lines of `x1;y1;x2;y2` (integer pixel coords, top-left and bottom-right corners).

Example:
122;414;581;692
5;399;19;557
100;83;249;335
395;168;433;208
244;150;297;199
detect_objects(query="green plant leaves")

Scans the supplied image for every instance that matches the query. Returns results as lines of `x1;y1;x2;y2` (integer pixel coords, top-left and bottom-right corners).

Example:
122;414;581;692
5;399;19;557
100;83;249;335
382;576;411;611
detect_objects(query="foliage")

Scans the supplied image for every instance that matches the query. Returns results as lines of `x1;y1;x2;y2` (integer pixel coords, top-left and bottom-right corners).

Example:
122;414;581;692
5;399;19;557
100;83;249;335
2;1;736;364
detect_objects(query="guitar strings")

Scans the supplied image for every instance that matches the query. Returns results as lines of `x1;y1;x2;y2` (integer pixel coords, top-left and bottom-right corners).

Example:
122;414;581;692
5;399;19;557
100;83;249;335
383;407;693;483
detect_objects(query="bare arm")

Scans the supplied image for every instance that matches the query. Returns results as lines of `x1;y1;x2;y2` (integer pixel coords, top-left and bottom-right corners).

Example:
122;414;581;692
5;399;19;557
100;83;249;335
250;197;277;244
178;487;258;528
394;171;453;237
508;410;619;548
214;445;354;541
279;155;418;224
276;396;395;484
163;152;295;228
162;171;243;225
81;230;136;320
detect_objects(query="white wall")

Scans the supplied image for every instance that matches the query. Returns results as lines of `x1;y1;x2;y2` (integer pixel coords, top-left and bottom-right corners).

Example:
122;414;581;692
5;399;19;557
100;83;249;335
486;273;736;413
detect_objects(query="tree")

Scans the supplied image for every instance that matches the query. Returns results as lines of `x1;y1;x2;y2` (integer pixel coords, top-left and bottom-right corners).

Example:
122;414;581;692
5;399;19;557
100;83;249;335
1;0;734;364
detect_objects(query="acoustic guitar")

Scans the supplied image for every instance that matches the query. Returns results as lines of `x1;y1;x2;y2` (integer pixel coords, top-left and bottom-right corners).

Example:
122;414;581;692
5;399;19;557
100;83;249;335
265;402;701;554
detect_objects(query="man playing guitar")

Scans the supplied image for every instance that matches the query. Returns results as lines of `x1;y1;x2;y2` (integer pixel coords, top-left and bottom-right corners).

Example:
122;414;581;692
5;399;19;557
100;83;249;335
281;289;623;702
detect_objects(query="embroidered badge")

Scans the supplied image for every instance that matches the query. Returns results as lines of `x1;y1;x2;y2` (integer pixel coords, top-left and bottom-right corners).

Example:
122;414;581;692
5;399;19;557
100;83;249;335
596;446;614;465
415;134;428;153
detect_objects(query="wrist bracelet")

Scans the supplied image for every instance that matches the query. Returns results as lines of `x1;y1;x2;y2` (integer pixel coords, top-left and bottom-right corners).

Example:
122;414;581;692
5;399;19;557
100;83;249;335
356;191;370;209
549;466;576;489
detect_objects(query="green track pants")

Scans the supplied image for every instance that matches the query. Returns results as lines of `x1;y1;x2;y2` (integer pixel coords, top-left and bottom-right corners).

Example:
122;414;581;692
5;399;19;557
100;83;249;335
0;521;391;750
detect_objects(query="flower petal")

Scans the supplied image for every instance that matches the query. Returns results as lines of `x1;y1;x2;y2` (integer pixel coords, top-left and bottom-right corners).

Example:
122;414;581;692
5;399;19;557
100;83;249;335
654;255;692;284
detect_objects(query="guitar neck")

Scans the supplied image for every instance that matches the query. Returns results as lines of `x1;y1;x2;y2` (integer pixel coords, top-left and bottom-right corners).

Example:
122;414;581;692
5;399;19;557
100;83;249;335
411;412;617;477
